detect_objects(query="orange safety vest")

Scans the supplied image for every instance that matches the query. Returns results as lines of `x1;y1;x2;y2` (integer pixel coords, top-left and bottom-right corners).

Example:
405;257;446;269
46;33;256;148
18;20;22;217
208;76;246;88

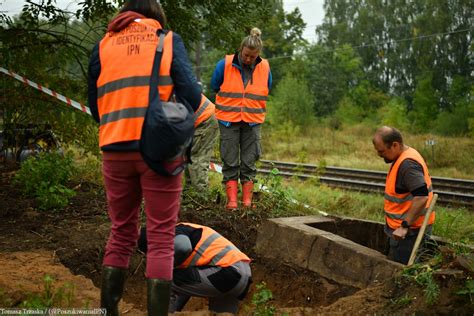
215;55;270;123
177;222;250;269
194;94;215;127
384;147;435;229
96;19;174;147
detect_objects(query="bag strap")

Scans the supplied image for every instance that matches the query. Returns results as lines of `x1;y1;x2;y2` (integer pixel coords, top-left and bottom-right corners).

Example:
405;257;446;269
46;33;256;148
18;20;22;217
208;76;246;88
146;30;188;177
145;30;172;176
148;30;166;109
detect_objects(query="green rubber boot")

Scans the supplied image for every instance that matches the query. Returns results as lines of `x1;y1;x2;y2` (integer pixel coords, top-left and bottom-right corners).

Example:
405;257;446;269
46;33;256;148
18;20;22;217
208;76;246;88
147;278;171;316
100;266;127;316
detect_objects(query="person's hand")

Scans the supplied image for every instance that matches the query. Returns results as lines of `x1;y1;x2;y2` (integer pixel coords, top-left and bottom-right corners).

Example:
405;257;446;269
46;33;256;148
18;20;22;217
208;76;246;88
392;227;409;240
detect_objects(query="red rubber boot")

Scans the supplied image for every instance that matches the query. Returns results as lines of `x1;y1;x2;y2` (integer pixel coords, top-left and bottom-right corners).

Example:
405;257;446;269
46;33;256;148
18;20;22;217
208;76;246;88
225;180;238;210
242;181;254;208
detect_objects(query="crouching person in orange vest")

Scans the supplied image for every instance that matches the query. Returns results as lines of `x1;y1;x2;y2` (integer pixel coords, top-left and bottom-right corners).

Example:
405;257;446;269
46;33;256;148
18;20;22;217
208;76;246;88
138;223;252;314
372;126;435;264
211;27;272;209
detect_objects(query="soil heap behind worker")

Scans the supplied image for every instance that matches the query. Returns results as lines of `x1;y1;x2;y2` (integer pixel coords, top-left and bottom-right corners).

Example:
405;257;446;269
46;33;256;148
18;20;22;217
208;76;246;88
372;126;435;265
211;27;272;210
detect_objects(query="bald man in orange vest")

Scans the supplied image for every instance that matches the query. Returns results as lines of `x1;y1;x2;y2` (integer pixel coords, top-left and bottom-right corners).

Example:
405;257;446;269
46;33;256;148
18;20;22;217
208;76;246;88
372;126;435;264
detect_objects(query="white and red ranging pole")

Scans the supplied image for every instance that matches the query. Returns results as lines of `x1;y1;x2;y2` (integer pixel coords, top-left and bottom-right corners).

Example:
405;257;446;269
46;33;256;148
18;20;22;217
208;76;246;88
1;67;91;116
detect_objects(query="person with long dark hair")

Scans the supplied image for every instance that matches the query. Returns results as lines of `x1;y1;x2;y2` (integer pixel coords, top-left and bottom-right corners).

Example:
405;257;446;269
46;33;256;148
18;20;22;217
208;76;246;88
88;1;201;315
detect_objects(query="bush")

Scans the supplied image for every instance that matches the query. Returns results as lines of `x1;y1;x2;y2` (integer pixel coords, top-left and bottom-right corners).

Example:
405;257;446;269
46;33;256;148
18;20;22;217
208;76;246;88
14;151;76;210
334;97;365;126
378;97;410;130
434;104;470;136
268;74;314;126
256;168;295;217
251;282;276;316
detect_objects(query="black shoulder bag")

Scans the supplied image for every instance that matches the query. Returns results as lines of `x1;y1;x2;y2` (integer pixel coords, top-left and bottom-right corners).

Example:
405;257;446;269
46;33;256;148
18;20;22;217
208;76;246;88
139;30;195;176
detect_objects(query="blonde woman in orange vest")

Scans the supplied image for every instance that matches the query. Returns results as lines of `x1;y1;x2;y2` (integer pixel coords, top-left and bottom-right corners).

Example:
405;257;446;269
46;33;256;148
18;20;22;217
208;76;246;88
138;223;252;314
87;0;201;315
372;126;435;264
211;27;272;210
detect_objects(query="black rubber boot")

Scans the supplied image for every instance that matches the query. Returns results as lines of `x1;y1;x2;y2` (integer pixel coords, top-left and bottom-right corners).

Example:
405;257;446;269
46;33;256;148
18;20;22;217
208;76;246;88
100;266;127;316
147;278;171;316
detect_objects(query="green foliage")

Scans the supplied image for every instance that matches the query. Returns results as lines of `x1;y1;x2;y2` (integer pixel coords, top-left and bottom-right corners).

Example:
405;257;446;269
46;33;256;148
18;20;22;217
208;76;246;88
409;74;439;132
349;80;389;113
268;74;314;126
456;279;474;303
390;294;413;309
251;281;276;316
304;44;364;116
402;264;440;305
468;85;474;137
67;145;102;185
334;97;365;126
434;207;474;242
316;0;472;117
256;168;295;217
434;103;470;136
35;184;76;211
14;152;76;210
2;14;100;156
21;275;75;308
378;98;410;130
261;2;307;86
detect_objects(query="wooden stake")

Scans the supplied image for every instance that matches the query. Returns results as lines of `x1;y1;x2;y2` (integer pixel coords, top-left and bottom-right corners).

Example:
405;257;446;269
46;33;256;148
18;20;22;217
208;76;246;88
407;193;438;266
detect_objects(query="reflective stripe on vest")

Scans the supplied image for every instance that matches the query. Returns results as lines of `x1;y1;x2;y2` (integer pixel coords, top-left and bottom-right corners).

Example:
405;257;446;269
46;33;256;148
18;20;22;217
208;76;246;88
97;75;172;98
96;19;173;147
216;91;269;101
194;94;215;127
215;54;270;123
177;222;250;268
384;148;435;229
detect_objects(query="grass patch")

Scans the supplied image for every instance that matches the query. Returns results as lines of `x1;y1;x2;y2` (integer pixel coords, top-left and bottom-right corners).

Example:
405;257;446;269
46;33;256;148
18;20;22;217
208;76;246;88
21;275;76;308
264;176;473;244
261;123;474;179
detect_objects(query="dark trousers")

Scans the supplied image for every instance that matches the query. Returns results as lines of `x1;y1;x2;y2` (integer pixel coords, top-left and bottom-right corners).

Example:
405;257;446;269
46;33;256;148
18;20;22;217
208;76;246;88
385;225;432;265
219;122;261;183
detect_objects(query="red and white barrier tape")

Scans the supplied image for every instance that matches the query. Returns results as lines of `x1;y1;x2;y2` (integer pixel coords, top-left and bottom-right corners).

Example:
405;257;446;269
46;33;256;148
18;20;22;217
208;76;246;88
209;161;222;174
209;161;327;215
1;67;91;116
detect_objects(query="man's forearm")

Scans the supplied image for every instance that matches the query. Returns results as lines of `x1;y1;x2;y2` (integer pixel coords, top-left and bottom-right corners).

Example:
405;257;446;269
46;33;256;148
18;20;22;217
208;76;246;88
405;196;429;225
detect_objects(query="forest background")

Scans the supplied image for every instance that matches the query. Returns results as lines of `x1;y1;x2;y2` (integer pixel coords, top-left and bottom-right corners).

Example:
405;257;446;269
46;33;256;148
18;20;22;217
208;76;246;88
1;0;473;178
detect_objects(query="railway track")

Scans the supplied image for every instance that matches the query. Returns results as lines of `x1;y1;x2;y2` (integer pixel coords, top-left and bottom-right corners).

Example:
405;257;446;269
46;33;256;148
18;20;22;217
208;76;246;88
256;159;474;207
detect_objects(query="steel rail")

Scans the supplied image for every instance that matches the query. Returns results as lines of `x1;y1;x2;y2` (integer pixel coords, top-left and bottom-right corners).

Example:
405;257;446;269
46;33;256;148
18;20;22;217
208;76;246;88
257;159;474;207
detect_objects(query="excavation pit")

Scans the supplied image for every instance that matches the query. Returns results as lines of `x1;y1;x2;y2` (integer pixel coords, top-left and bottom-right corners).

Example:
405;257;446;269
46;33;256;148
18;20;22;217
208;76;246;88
256;215;404;288
307;218;387;253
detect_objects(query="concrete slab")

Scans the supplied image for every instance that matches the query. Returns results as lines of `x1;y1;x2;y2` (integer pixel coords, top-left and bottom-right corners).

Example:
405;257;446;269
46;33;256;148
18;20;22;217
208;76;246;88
255;216;404;288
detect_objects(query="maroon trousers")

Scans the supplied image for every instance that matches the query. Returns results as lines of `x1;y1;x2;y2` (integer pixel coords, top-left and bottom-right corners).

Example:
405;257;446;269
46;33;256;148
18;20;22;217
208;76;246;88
102;152;182;280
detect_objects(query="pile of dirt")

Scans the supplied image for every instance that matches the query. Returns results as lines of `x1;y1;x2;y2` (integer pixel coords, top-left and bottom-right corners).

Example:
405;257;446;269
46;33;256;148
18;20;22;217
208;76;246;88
0;164;472;314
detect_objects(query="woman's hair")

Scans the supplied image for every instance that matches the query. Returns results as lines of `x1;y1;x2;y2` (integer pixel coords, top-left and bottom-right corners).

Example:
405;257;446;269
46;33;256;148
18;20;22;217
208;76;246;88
239;27;263;52
120;0;167;27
